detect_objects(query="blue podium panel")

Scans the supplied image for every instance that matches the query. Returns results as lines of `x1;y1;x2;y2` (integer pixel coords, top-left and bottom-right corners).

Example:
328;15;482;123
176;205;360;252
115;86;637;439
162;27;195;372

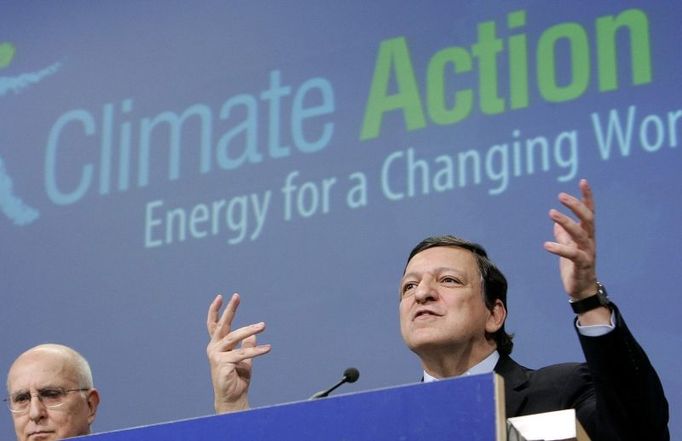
82;373;503;441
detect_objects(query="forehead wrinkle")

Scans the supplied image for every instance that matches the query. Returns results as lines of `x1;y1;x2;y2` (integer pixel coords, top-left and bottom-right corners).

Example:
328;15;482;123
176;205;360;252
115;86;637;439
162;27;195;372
407;246;479;269
401;266;469;283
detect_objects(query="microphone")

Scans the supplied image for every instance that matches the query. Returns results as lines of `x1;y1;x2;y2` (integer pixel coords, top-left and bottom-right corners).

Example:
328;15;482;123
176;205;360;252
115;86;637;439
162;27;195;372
309;367;360;399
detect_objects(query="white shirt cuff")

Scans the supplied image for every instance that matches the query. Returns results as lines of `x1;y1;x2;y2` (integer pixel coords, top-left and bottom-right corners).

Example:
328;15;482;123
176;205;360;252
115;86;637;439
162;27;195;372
576;310;616;337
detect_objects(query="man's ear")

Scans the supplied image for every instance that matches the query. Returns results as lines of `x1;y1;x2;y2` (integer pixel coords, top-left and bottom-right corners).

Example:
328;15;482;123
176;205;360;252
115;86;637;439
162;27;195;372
485;299;506;333
86;389;100;423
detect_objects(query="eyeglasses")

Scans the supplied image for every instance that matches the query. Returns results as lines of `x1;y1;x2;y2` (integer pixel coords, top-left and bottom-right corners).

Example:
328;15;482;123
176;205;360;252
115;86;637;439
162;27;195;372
4;387;90;413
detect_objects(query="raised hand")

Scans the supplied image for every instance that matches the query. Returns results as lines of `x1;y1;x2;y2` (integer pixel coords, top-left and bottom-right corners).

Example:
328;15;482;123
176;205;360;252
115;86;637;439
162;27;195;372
544;179;598;299
206;293;271;413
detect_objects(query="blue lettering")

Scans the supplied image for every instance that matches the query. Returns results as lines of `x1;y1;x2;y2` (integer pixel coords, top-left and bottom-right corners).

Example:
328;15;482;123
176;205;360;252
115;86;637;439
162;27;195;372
45;110;95;205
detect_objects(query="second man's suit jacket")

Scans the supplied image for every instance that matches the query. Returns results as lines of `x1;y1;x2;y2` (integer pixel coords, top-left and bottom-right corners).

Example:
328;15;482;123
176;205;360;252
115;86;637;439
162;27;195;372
494;304;669;441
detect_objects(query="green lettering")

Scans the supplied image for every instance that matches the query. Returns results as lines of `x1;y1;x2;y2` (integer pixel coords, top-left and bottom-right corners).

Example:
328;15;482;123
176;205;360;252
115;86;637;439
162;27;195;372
508;10;529;109
427;47;473;125
360;37;426;141
596;8;652;91
537;23;590;102
472;21;504;114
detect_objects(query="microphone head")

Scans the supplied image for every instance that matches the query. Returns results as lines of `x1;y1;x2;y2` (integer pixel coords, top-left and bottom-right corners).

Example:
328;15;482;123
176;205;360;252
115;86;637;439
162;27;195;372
343;367;360;383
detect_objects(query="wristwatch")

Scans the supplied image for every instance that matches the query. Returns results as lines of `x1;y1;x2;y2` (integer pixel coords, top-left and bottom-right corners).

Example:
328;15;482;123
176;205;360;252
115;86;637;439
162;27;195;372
569;281;610;314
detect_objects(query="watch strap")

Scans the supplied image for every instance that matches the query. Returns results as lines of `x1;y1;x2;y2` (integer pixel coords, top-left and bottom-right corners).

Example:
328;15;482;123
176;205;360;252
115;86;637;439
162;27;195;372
570;282;610;314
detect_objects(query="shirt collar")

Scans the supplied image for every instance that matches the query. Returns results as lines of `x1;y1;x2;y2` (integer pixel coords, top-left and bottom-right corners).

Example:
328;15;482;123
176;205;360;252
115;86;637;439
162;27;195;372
423;350;500;382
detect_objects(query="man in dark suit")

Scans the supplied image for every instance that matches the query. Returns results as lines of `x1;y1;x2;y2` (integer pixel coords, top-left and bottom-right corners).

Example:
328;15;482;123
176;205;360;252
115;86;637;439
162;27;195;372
206;179;669;440
398;179;668;440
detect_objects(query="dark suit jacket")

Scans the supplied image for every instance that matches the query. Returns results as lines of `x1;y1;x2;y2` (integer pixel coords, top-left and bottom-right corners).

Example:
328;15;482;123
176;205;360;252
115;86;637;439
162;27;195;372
495;304;669;441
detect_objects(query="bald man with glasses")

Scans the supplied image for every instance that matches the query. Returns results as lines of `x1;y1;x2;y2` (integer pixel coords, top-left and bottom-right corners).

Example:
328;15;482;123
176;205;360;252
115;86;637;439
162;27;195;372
5;344;100;441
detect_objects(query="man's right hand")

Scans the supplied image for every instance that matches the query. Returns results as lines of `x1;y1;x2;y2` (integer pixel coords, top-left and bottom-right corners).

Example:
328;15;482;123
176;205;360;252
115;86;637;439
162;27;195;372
206;293;271;413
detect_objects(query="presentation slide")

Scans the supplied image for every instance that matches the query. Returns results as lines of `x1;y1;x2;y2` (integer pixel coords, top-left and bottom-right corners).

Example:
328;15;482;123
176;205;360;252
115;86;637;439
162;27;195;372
2;1;679;439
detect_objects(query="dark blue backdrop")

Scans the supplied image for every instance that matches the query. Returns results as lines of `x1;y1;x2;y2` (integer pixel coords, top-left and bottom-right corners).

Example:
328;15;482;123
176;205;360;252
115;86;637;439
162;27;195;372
2;1;679;439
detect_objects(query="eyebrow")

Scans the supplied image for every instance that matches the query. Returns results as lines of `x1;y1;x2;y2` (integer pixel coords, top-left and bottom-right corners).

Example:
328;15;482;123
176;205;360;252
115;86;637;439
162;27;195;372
10;385;63;394
401;267;468;283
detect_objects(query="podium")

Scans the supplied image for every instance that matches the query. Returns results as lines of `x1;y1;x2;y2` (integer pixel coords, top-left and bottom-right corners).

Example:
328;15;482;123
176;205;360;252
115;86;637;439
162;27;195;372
83;373;507;440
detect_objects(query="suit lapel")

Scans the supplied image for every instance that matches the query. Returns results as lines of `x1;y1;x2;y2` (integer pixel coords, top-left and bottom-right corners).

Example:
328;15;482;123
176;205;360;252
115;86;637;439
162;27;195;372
494;355;531;418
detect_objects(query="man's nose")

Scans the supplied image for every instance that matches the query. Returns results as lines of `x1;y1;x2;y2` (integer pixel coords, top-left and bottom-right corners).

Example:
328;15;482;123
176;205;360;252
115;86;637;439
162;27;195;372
414;278;438;303
27;395;47;421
